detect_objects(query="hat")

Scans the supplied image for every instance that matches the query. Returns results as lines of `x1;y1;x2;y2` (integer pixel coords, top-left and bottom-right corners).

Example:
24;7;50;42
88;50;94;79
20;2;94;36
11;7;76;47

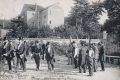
3;37;7;41
18;37;22;40
46;41;50;46
35;40;39;43
72;41;76;44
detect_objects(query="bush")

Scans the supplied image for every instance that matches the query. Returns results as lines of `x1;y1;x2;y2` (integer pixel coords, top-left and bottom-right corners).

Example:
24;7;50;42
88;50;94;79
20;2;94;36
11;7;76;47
52;42;69;56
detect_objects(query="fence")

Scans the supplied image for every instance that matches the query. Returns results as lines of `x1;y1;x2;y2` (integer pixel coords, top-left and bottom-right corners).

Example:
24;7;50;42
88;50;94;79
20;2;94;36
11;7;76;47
105;55;120;66
22;38;100;45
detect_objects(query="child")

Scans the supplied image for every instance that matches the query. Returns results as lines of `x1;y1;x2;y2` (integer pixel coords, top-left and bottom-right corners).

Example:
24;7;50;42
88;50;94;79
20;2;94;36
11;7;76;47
86;46;94;76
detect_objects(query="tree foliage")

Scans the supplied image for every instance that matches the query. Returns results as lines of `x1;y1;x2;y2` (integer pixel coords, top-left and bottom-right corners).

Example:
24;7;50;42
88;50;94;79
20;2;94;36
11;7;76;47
7;16;28;38
66;0;104;39
7;0;104;39
27;26;53;38
103;0;120;34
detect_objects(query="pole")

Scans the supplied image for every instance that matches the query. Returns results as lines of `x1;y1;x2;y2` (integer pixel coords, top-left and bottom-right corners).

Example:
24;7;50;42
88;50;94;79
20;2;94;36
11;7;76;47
38;12;39;29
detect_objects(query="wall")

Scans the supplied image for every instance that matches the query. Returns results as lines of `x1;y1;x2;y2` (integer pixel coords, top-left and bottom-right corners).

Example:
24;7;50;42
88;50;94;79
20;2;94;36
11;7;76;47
0;29;9;38
22;4;64;29
22;38;100;46
47;5;64;29
26;11;37;28
39;9;48;27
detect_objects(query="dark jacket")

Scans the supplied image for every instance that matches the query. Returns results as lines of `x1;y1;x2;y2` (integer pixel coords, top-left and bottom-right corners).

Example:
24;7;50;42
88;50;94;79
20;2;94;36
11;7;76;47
31;45;35;53
16;42;25;58
0;44;3;61
45;45;55;61
67;46;73;58
4;42;14;60
2;40;9;54
34;45;41;53
78;46;87;66
18;42;25;55
7;51;14;60
99;45;105;62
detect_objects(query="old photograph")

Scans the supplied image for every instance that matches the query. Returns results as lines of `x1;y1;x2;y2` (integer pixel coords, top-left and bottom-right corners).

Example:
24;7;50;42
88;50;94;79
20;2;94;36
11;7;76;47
0;0;120;80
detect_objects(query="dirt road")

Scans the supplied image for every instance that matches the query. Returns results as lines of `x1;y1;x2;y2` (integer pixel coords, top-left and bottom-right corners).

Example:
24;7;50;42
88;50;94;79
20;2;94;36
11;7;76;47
0;56;120;80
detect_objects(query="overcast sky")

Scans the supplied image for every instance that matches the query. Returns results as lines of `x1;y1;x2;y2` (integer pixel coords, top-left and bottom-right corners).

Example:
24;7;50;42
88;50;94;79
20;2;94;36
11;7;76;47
0;0;108;24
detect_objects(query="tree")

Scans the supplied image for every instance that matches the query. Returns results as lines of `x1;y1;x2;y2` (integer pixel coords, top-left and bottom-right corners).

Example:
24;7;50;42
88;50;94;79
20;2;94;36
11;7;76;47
27;27;38;38
8;16;28;38
66;0;104;39
38;26;53;38
103;0;120;34
103;0;120;50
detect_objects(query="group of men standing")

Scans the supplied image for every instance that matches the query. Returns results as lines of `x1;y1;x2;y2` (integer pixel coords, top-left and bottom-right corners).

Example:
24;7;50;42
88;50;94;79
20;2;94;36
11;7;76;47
0;37;55;73
67;41;105;76
0;36;105;76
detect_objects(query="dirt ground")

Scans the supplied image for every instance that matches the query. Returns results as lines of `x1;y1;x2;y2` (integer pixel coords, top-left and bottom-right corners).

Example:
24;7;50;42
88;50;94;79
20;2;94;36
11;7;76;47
0;56;120;80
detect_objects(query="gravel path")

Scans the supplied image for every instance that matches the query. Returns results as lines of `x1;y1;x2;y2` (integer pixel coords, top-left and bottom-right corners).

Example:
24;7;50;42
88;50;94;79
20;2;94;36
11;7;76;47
0;57;120;80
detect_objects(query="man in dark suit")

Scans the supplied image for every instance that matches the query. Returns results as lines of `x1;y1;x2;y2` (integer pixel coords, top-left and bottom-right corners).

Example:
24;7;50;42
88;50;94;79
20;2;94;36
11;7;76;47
71;41;78;68
2;40;15;73
15;37;26;73
78;41;87;73
99;42;105;71
2;37;9;65
45;42;55;71
42;42;46;60
0;40;2;62
33;40;41;71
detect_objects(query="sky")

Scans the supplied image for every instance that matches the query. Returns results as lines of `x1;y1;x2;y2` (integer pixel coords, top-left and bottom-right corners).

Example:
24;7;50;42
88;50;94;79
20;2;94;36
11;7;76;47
0;0;108;24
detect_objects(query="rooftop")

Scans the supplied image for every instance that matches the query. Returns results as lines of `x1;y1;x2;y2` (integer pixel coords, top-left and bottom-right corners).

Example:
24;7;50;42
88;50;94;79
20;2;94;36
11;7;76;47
24;4;44;11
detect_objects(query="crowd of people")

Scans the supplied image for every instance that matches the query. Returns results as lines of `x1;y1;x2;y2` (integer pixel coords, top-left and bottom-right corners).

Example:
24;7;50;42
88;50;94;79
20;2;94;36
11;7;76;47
67;40;105;76
0;37;55;73
0;36;105;77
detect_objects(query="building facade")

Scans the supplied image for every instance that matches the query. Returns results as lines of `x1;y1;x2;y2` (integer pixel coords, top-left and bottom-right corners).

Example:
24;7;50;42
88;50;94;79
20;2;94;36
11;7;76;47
0;29;9;38
21;4;64;29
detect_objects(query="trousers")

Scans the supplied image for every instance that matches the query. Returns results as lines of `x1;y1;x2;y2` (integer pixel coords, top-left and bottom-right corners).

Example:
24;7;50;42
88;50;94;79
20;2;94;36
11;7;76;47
74;57;78;68
100;61;105;71
68;57;73;65
93;58;98;72
15;55;26;72
47;58;54;71
87;57;93;76
79;64;86;73
34;54;40;70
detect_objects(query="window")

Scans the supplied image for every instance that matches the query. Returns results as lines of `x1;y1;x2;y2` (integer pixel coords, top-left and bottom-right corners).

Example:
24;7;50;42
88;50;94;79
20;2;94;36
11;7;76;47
50;21;51;24
50;11;51;15
44;15;46;18
32;22;35;27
